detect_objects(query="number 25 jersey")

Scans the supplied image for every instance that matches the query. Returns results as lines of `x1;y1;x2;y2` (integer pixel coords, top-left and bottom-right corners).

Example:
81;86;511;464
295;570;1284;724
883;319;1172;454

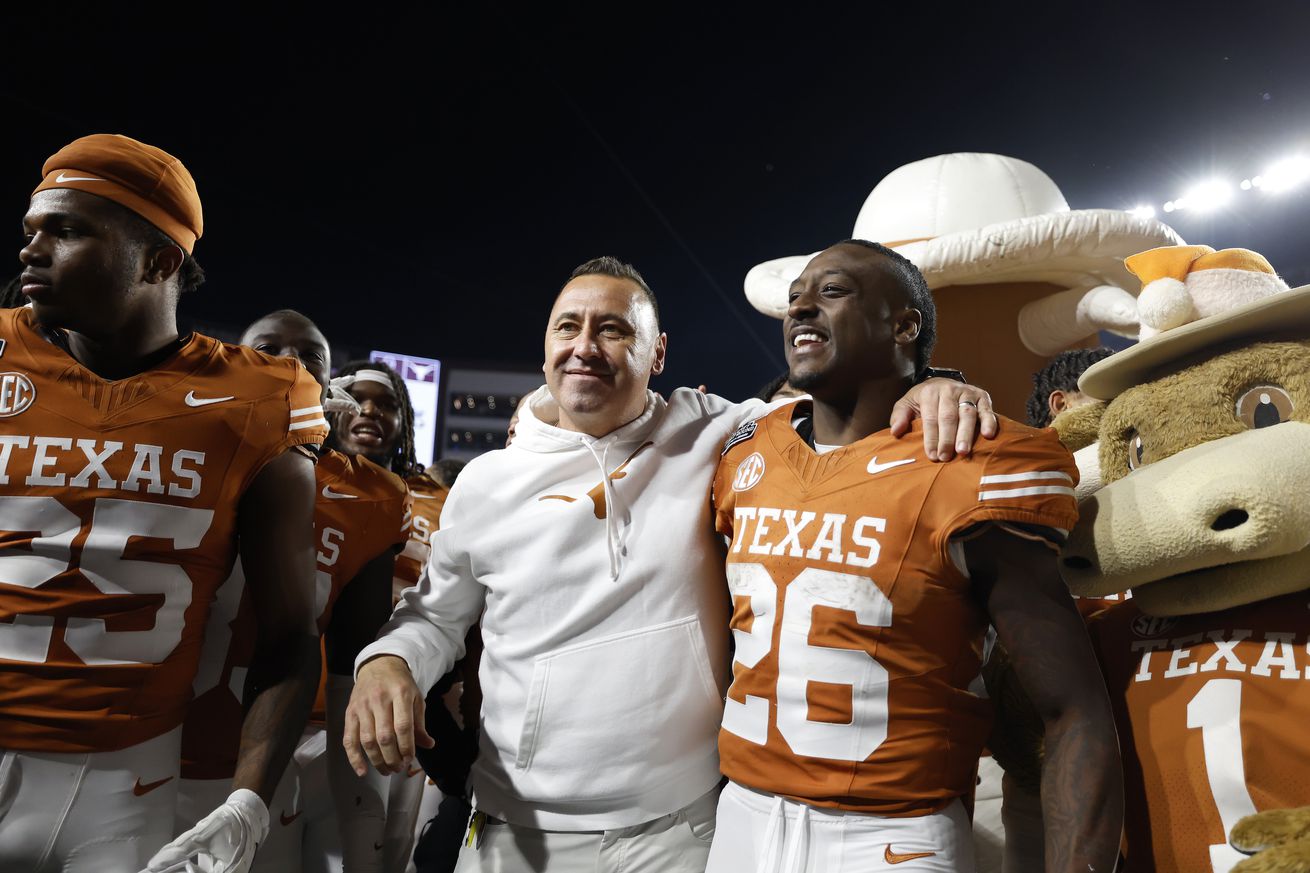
711;405;1079;816
0;307;329;753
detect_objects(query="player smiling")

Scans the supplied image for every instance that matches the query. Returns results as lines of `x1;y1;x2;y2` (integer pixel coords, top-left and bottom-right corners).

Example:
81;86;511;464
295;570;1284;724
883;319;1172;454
707;240;1122;873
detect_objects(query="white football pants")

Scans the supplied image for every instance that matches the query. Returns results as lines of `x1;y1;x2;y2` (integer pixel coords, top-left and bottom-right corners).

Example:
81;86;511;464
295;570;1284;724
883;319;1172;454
706;780;973;873
0;727;182;873
453;784;719;873
177;728;349;873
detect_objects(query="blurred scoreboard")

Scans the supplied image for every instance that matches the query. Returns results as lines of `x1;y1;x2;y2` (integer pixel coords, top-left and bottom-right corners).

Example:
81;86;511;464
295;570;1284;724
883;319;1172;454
442;367;544;462
370;350;442;468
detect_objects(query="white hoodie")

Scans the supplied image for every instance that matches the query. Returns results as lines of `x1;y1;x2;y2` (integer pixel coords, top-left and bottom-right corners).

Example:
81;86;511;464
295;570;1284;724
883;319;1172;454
356;386;768;830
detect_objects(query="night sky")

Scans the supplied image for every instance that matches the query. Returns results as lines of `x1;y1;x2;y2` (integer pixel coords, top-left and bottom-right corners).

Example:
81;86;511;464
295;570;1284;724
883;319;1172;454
4;1;1309;401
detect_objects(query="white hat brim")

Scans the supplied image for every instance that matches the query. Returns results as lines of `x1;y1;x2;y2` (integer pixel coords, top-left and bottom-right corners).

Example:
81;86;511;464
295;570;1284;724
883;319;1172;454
1079;283;1310;400
744;209;1185;319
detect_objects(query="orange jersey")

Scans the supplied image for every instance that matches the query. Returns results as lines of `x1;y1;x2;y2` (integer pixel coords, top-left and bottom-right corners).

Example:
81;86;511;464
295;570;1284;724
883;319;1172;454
712;406;1078;816
392;471;448;600
0;308;328;753
1074;590;1132;621
1089;593;1310;873
180;449;407;780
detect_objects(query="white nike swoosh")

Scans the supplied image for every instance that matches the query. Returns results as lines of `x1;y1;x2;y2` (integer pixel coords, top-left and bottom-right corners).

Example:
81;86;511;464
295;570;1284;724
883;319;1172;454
867;457;916;476
55;172;103;183
322;485;357;499
184;391;235;407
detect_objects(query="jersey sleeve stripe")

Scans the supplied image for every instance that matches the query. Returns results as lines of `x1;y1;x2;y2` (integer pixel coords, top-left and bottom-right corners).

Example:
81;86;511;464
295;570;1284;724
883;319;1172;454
978;470;1074;485
290;417;330;431
979;484;1076;500
290;405;325;417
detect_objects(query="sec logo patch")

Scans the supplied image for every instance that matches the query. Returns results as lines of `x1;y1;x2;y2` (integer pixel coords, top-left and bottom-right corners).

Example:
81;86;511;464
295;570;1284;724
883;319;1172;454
732;452;766;492
0;372;35;418
1131;614;1178;638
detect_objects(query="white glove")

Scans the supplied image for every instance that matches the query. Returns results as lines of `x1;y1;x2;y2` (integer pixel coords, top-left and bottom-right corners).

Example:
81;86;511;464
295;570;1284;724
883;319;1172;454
145;788;270;873
324;376;363;414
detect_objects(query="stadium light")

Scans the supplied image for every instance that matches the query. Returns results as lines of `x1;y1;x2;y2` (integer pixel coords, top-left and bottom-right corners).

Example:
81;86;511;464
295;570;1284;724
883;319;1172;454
1258;156;1310;193
1173;179;1233;213
1128;205;1156;219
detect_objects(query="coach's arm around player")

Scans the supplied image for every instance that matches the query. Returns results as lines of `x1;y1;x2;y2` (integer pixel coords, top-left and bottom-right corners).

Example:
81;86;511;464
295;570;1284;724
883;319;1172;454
966;524;1123;872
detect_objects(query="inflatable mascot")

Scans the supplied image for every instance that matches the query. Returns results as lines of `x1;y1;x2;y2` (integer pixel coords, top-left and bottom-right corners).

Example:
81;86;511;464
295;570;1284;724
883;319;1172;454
1062;245;1310;872
744;152;1182;418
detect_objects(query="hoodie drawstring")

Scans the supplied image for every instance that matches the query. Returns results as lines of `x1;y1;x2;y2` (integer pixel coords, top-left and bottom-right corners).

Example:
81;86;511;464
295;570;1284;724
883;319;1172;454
757;794;811;873
582;439;624;580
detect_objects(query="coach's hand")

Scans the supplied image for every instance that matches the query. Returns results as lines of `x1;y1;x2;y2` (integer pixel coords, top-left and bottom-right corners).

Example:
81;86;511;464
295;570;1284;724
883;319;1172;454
345;654;436;776
891;378;997;461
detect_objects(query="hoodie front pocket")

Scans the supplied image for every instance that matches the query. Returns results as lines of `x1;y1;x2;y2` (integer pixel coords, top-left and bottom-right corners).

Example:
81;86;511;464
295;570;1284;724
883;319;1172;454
514;615;722;799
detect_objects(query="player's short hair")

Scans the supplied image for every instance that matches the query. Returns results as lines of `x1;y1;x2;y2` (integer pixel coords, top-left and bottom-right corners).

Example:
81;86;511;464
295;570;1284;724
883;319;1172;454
837;239;936;378
565;256;660;330
123;207;205;295
1026;347;1115;427
430;457;466;488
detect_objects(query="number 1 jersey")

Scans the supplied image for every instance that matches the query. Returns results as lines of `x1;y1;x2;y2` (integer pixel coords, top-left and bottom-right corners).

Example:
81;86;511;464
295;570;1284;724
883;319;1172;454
711;405;1079;816
1089;594;1310;873
0;307;329;753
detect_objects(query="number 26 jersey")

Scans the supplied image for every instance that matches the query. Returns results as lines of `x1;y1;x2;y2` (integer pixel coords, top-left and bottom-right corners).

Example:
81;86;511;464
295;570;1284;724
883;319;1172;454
0;307;329;753
711;405;1079;816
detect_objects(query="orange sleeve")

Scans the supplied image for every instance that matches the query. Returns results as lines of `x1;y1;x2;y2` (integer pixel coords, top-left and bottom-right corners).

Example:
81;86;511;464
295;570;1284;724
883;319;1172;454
935;424;1081;557
283;364;330;451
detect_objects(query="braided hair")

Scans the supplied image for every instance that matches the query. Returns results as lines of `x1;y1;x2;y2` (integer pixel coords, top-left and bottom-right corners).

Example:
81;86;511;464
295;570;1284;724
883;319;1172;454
329;359;424;478
1025;347;1115;428
0;274;25;309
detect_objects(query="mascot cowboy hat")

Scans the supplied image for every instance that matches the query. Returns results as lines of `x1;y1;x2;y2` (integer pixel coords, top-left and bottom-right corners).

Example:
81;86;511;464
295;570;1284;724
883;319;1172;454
746;152;1184;416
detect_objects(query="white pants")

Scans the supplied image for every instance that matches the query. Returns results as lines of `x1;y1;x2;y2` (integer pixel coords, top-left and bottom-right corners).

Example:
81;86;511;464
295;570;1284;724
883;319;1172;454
453;784;719;873
706;781;974;873
971;756;1004;873
0;728;182;873
386;764;430;872
178;728;346;873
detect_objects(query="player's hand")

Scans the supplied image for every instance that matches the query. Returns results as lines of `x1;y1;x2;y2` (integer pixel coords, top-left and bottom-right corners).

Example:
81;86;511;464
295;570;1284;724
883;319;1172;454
890;378;997;461
345;654;436;776
145;789;268;873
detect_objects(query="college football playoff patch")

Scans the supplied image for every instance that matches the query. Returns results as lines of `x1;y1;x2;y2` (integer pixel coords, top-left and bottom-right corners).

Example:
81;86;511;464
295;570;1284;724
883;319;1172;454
721;419;758;456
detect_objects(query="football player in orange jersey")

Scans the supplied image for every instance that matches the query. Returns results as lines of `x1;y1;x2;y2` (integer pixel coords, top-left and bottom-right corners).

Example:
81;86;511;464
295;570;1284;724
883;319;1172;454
331;359;447;602
0;135;326;873
707;240;1122;873
330;359;463;871
176;311;409;873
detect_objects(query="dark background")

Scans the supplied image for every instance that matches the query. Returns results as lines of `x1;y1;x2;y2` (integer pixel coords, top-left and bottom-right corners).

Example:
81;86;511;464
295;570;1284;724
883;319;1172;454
4;1;1309;401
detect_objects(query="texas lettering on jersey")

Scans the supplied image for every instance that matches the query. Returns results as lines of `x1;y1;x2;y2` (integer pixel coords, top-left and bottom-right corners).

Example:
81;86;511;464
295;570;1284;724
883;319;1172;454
180;449;408;780
711;404;1078;816
0;307;328;753
1090;593;1310;873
